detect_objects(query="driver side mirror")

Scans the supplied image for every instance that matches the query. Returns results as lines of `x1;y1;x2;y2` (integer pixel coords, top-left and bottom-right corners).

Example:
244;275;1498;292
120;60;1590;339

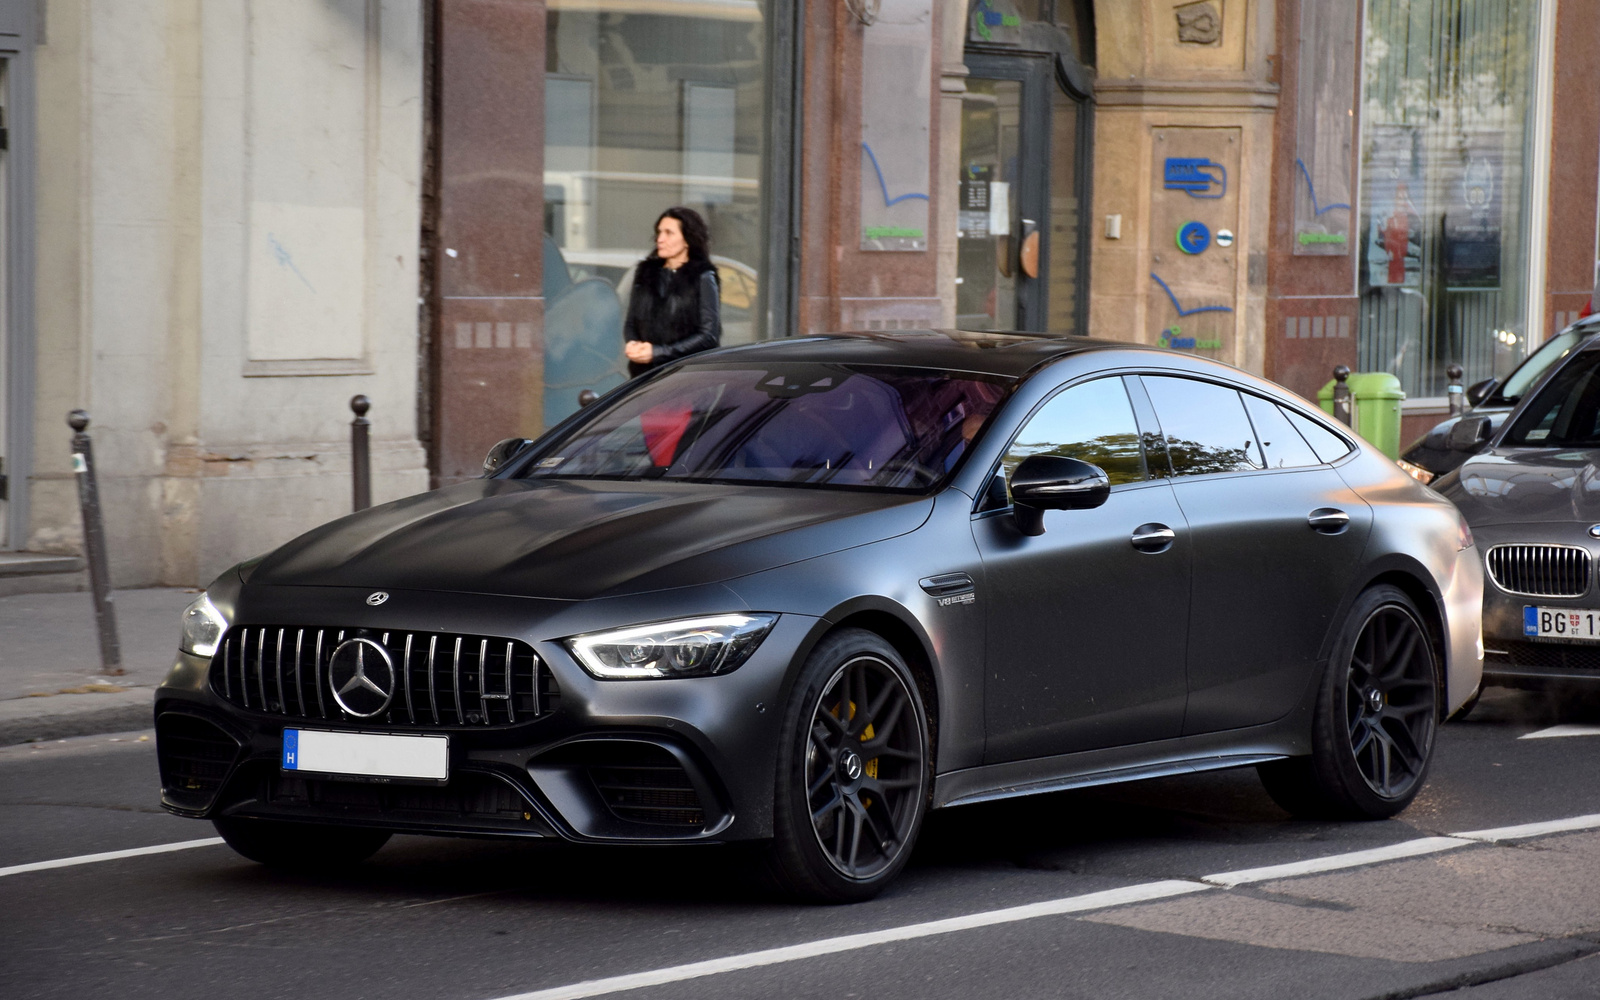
1447;415;1492;453
1009;455;1110;536
1465;377;1498;407
483;437;533;476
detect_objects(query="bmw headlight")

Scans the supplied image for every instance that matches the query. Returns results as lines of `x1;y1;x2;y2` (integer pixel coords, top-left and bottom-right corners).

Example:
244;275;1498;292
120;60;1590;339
179;592;228;657
566;614;778;679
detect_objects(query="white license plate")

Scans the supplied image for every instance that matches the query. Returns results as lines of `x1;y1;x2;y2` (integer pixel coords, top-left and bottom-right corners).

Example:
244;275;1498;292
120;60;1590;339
1523;607;1600;641
282;729;448;781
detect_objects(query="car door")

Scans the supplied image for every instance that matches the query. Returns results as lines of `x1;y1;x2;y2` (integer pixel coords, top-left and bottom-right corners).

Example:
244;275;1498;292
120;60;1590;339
1136;375;1373;735
974;375;1191;763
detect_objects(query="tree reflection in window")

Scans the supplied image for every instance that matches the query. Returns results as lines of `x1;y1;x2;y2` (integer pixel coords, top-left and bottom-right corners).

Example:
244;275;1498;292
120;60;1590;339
1000;378;1149;498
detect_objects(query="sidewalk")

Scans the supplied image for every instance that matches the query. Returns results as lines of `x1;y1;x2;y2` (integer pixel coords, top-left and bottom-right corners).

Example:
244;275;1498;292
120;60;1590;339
0;588;196;744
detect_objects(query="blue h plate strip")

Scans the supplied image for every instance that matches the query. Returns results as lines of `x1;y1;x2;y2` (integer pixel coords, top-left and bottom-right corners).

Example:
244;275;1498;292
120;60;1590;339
1524;606;1539;636
282;729;300;770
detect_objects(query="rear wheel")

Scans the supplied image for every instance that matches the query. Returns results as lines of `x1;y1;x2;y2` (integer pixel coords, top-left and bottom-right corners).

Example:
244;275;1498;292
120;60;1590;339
764;629;931;903
213;816;391;870
1259;585;1439;820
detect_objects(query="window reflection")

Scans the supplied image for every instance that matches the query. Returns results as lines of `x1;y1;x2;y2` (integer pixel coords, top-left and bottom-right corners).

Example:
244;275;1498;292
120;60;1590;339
1002;377;1147;488
1141;376;1264;477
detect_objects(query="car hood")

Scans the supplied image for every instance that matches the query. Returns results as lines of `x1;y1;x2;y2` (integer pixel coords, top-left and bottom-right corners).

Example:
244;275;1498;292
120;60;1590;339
1440;448;1600;526
249;478;934;600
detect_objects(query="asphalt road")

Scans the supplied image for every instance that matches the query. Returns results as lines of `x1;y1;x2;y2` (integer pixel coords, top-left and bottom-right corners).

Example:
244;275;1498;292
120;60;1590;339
4;689;1600;1000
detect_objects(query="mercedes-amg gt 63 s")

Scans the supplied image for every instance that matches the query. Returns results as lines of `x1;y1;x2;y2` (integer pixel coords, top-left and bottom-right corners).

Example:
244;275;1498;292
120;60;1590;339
157;332;1483;901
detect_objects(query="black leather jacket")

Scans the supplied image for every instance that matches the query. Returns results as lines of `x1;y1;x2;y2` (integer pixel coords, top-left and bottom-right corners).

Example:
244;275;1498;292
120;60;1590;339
624;256;722;376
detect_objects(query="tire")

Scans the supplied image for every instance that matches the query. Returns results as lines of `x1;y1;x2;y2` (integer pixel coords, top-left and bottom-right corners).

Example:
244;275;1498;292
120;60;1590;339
763;628;932;903
213;816;391;871
1259;585;1440;820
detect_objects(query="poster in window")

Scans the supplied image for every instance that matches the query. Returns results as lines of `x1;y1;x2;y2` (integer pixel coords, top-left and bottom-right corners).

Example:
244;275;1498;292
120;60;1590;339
1363;124;1424;289
1442;130;1503;289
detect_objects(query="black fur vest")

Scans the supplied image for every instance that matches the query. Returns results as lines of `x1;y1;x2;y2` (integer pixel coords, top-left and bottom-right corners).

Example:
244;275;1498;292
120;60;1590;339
626;256;716;347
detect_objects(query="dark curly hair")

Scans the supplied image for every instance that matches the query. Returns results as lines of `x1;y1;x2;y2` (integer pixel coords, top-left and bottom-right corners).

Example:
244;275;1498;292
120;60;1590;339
653;206;711;262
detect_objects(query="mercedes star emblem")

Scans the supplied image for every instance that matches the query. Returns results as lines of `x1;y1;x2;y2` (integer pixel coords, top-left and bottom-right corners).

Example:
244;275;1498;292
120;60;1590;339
366;591;389;606
327;637;397;718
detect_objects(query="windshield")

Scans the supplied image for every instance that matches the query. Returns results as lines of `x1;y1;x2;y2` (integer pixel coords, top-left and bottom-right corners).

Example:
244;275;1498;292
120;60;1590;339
519;362;1013;491
1496;327;1590;403
1504;348;1600;447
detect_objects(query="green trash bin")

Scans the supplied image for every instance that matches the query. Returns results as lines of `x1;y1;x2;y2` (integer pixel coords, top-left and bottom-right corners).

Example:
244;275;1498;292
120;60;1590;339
1317;372;1406;459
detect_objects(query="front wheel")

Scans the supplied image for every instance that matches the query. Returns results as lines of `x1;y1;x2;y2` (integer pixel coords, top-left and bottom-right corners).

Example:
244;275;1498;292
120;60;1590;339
763;629;931;903
213;816;392;871
1259;585;1439;820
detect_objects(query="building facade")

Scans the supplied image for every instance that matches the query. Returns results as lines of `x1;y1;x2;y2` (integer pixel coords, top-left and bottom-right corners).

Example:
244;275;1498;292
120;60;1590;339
4;0;1598;587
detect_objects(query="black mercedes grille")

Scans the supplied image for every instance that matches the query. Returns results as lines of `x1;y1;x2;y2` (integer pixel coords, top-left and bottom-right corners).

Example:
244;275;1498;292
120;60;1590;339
1501;641;1600;672
1486;545;1592;598
156;713;241;810
210;625;559;727
588;745;705;828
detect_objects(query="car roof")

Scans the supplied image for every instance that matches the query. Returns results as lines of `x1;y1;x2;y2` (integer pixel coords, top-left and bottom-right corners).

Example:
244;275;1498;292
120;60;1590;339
683;330;1172;379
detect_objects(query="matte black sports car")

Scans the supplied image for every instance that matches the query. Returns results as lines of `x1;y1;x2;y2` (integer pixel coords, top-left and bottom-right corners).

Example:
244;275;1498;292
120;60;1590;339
1438;334;1600;705
157;332;1482;901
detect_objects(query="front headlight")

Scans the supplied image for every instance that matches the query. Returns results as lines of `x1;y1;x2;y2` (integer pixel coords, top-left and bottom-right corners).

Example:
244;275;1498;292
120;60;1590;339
179;592;228;657
566;613;778;679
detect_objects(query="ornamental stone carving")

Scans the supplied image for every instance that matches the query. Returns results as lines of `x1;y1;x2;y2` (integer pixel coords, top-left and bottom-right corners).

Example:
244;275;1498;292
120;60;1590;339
1176;1;1222;45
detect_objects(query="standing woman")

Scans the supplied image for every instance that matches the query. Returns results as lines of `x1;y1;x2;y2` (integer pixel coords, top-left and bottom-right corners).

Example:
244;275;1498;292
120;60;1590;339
623;207;722;377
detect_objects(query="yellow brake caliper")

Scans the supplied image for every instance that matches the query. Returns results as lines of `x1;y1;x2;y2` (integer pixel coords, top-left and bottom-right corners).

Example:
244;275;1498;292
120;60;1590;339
833;699;879;807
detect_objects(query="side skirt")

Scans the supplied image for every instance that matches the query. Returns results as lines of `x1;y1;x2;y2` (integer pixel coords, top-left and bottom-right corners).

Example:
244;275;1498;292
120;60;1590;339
932;724;1299;810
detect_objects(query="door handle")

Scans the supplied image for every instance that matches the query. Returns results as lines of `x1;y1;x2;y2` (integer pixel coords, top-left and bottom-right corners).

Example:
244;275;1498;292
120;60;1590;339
1308;508;1350;534
1130;523;1176;552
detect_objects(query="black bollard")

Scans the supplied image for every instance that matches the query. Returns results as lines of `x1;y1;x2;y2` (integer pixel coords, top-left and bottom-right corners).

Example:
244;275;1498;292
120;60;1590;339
1447;363;1465;417
351;395;372;511
68;410;123;676
1331;365;1353;427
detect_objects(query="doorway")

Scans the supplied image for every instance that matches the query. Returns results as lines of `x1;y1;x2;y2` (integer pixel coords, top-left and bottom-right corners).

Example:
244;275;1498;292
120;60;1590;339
957;51;1090;333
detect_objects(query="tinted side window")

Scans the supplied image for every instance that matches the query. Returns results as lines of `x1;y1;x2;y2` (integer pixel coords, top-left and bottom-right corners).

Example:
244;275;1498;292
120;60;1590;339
1241;393;1322;469
1284;408;1354;462
1141;376;1264;476
1003;377;1148;491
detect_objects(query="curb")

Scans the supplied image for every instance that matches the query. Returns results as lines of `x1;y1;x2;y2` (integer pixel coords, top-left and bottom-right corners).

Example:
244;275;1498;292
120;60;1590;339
0;689;155;746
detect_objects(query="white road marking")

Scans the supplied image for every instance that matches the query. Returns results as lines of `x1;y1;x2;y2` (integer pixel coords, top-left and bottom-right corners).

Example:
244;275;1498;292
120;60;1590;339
1520;724;1600;740
492;881;1212;1000
0;838;224;878
1451;812;1600;842
485;814;1600;1000
1199;836;1471;888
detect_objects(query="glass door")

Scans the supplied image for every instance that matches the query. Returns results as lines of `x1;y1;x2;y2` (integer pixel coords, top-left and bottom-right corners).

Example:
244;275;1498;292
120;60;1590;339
958;53;1087;333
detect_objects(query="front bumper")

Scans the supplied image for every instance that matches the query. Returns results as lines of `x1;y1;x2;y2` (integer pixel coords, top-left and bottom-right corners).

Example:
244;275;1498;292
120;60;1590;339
155;603;818;845
1476;527;1600;691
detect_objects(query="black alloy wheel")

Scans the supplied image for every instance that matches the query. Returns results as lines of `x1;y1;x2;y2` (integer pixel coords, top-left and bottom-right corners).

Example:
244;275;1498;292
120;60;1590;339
1259;585;1439;820
766;629;931;902
1343;601;1438;798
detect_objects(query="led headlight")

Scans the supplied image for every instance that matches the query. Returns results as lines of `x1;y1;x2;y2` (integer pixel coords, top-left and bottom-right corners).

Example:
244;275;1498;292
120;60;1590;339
179;592;228;657
566;613;778;679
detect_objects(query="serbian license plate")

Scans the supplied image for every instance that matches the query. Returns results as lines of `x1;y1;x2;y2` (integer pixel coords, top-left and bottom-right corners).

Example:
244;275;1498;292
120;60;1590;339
282;729;448;781
1523;607;1600;641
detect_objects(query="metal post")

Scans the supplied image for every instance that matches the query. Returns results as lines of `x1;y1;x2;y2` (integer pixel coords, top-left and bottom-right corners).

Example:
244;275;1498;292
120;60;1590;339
351;395;371;511
68;410;123;676
1332;365;1353;427
1447;364;1465;417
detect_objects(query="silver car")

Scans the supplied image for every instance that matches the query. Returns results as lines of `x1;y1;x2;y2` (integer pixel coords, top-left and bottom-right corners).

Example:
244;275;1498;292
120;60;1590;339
1439;336;1600;707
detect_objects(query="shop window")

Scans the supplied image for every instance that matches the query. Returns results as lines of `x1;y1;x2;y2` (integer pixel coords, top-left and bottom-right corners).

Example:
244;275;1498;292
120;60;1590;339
1357;0;1541;399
